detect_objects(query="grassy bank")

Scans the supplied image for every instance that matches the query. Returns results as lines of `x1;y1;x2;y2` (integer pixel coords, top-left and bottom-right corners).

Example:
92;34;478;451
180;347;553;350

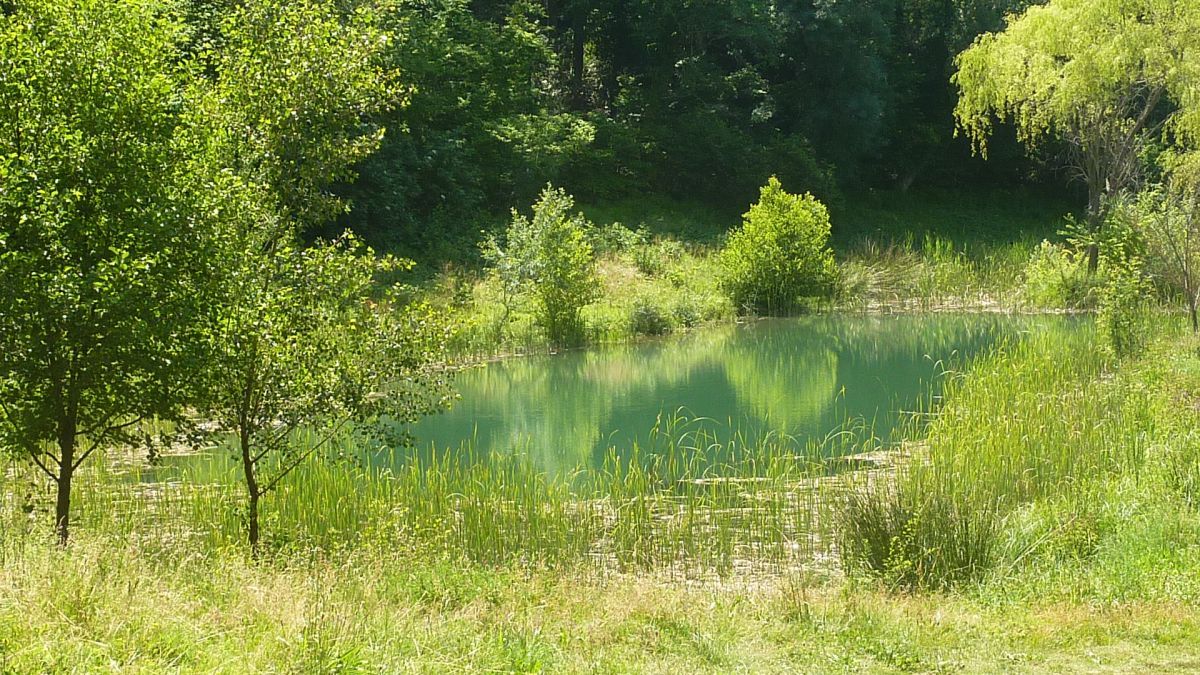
417;188;1078;360
5;537;1200;673
5;314;1200;670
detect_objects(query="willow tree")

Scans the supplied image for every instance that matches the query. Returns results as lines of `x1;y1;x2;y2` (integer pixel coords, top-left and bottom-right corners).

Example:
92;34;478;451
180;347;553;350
953;0;1200;269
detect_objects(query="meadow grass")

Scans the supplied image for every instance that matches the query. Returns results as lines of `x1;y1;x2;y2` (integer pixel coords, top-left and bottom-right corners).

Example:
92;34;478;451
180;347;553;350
4;531;1200;672
8;307;1200;670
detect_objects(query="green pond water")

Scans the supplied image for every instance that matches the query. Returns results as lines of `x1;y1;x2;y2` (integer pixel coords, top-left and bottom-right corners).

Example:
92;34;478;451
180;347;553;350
407;314;1079;475
156;314;1080;486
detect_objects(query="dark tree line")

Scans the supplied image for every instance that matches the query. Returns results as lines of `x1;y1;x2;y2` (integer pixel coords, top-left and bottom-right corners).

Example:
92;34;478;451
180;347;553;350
332;0;1043;253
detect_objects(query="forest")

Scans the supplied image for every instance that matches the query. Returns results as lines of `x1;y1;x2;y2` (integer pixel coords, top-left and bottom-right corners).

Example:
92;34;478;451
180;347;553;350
4;0;1200;671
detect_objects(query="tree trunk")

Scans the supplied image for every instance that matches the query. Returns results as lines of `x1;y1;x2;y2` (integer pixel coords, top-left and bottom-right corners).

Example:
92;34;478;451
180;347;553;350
1086;184;1103;274
240;428;261;554
55;418;76;547
1191;293;1199;334
570;8;586;109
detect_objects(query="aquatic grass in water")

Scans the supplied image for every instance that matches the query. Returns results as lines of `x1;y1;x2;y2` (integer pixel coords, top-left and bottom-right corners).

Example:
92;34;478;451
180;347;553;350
1;410;883;577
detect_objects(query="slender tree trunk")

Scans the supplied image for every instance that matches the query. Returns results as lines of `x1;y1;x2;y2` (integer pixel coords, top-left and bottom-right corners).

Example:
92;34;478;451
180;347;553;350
1086;184;1103;274
240;428;261;554
1191;292;1199;334
55;418;76;547
570;8;586;109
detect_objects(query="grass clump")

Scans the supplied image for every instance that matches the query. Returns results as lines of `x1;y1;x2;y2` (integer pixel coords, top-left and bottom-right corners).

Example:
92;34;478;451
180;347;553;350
838;318;1197;591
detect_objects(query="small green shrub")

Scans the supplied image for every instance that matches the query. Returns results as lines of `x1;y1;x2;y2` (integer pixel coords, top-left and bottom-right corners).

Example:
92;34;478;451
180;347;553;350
629;296;672;336
672;300;701;328
481;186;599;347
591;222;646;256
1021;240;1099;308
718;177;837;314
1098;263;1150;359
632;238;685;277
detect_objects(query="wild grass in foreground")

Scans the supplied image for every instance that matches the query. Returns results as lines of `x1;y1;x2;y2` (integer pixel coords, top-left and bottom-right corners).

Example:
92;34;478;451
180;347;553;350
4;535;1200;673
7;316;1200;670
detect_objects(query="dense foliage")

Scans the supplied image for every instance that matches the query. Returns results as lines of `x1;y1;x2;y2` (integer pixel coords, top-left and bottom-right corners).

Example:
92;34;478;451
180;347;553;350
0;0;225;543
719;178;837;313
954;0;1200;265
0;0;451;546
328;0;1045;254
482;186;599;346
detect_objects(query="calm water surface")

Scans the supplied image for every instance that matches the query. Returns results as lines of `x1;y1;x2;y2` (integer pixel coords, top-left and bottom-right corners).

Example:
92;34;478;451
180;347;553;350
410;314;1078;474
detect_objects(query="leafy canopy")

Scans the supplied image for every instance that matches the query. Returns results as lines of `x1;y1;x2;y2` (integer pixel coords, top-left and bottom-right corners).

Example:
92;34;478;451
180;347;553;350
0;0;251;542
0;0;217;475
719;177;837;314
954;0;1199;157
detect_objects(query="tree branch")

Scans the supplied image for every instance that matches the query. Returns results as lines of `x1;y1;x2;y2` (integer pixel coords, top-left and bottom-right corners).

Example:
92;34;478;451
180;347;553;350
260;417;351;496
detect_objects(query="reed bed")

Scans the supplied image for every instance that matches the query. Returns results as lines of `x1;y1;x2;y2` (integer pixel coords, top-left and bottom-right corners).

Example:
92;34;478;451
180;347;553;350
836;317;1198;589
2;408;895;579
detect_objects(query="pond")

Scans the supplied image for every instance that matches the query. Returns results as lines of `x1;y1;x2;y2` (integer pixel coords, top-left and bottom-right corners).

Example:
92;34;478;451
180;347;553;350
409;314;1080;475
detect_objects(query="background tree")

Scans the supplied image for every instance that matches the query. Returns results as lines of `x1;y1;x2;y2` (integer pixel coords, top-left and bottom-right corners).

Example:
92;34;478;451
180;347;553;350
953;0;1200;269
0;0;227;544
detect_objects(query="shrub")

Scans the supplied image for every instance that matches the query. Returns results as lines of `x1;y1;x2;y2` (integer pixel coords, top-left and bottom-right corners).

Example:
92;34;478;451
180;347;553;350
481;186;599;346
628;296;672;336
1098;262;1151;359
632;238;685;277
1020;240;1100;308
672;300;701;328
718;177;837;314
1096;211;1151;359
590;222;646;257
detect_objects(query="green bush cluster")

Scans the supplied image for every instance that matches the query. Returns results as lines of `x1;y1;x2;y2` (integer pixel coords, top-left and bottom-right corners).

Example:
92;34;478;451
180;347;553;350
718;177;838;314
628;296;672;336
481;186;600;347
1020;240;1101;308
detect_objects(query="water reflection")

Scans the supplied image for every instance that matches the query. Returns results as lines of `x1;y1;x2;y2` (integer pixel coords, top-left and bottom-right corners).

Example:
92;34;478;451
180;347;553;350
411;314;1075;473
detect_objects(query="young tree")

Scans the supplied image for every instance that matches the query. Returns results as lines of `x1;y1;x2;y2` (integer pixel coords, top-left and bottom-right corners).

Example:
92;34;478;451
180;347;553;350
0;0;225;544
718;177;838;314
482;186;599;347
202;233;453;552
185;0;450;552
953;0;1200;270
198;0;401;230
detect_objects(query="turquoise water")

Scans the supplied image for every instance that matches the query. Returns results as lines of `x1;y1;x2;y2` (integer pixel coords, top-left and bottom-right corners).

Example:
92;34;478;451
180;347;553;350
410;314;1078;474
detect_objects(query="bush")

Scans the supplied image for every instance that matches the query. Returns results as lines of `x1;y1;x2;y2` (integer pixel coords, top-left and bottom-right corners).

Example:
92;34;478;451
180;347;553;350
481;186;599;347
1020;240;1100;308
628;296;672;336
718;177;837;314
632;238;685;277
1098;262;1151;359
590;222;646;257
1096;211;1151;359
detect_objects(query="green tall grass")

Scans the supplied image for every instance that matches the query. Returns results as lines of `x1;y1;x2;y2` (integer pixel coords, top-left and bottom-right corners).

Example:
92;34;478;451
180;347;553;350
3;410;882;577
837;318;1192;589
